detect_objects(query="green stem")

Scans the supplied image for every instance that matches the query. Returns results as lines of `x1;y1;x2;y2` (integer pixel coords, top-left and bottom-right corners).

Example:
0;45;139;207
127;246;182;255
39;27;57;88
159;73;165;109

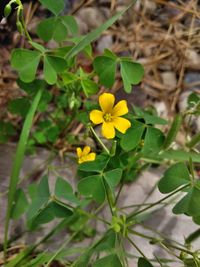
126;236;147;258
4;88;43;257
102;178;115;216
129;229;194;256
187;132;200;148
45;231;78;267
90;127;110;155
127;183;190;223
53;196;110;225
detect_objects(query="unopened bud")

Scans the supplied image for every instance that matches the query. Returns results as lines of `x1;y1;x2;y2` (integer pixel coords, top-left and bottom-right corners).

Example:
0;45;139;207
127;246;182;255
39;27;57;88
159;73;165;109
4;4;12;18
16;21;23;34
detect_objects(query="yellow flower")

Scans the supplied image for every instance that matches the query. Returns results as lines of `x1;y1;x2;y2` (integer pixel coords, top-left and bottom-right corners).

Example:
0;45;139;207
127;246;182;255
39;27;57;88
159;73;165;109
76;146;96;164
89;93;131;139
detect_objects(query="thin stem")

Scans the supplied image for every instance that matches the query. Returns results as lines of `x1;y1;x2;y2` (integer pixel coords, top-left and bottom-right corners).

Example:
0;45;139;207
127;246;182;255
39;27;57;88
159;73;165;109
127;183;190;222
102;178;115;216
127;236;146;258
129;229;194;256
90;127;110;155
45;232;78;267
53;196;110;225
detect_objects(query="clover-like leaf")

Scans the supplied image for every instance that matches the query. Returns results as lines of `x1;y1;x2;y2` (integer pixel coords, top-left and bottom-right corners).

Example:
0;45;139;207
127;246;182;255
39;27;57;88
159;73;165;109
55;177;79;204
142;127;165;155
43;55;68;84
120;60;144;93
11;189;29;219
158;162;190;194
138;257;154;267
78;155;109;173
103;169;122;189
93;254;122;267
27;176;50;221
121;120;145;151
81;79;98;96
11;49;41;82
78;175;105;204
37;16;78;42
173;185;200;217
39;0;65;15
93;56;117;87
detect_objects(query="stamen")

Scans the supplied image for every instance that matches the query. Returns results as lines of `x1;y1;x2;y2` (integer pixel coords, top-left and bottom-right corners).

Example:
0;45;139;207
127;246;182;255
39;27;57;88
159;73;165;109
104;113;112;122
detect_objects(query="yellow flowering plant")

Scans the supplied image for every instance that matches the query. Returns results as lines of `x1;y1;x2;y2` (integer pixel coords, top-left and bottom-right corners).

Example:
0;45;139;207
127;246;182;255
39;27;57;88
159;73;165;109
90;93;131;139
2;1;200;267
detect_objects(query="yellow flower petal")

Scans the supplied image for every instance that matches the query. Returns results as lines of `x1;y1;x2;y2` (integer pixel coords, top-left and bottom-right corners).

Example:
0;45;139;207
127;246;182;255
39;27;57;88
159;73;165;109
112;100;129;117
86;152;96;161
82;146;91;156
89;110;104;124
76;147;82;158
112;117;131;134
102;122;115;139
99;93;115;113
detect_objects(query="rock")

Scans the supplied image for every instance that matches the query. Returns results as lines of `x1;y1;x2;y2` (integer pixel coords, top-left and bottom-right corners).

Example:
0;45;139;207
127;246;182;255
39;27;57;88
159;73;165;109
184;71;200;89
161;71;177;90
185;49;200;66
76;7;105;30
96;35;113;53
154;101;168;119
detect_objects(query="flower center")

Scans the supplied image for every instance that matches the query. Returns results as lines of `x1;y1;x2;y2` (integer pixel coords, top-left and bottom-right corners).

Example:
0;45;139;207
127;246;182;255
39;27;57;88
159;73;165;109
103;113;112;122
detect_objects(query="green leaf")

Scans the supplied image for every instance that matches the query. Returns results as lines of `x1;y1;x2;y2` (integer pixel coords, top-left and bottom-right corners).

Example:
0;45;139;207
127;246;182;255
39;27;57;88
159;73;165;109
133;106;167;125
11;49;41;82
158;163;190;194
37;16;77;42
78;155;109;173
93;254;122;267
81;79;98;96
4;87;43;250
62;72;78;85
47;55;68;72
61;15;79;35
78;175;105;204
188;185;200;216
104;49;118;60
193;216;200;225
39;0;65;15
173;185;200;217
66;1;137;59
51;202;73;218
27;176;50;221
43;55;67;84
142;127;165;155
103;169;122;188
0;121;16;143
36;17;55;41
29;41;46;53
46;126;60;143
53;18;69;42
138;257;154;267
94;231;116;252
11;189;29;219
155;149;200;163
93;56;117;87
120;60;144;93
172;191;191;214
55;177;78;204
33;131;47;144
120;120;145;151
188;92;200;108
8;98;30;118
